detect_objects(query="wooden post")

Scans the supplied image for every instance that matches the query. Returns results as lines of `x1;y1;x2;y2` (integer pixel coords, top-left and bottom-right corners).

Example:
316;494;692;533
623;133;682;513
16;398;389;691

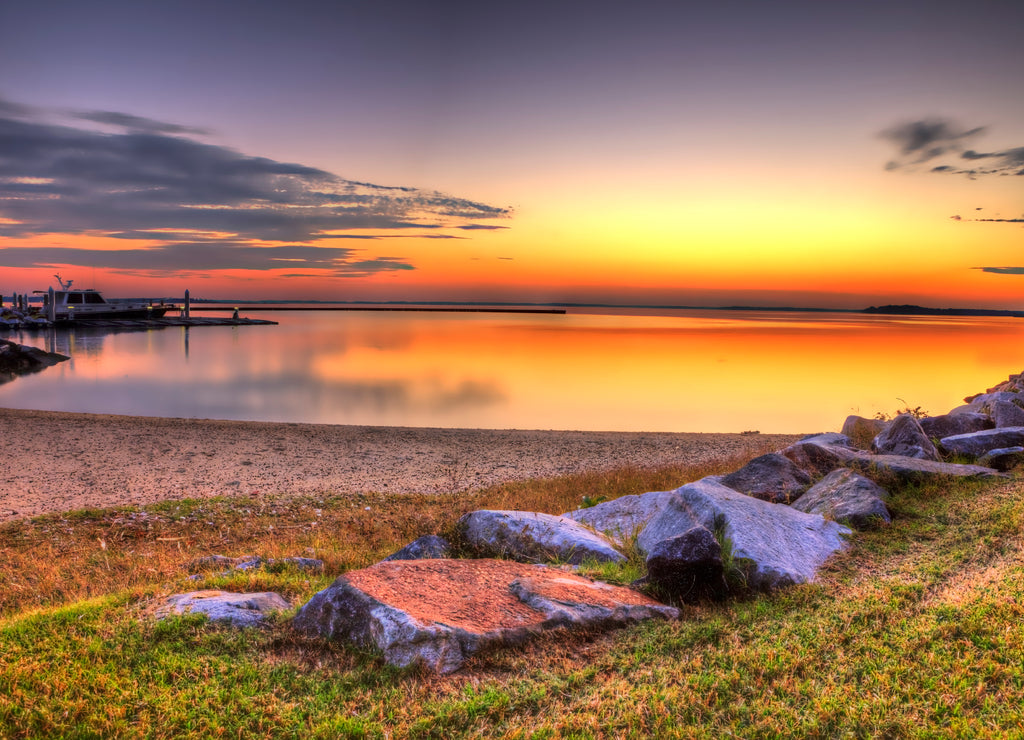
48;287;55;323
184;289;190;319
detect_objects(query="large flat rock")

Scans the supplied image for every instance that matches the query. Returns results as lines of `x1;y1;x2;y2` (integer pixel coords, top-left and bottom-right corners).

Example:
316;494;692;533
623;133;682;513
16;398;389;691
292;559;678;674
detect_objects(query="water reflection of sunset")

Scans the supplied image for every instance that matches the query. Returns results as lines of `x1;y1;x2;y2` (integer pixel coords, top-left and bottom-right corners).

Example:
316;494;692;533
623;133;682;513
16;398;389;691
5;311;1024;433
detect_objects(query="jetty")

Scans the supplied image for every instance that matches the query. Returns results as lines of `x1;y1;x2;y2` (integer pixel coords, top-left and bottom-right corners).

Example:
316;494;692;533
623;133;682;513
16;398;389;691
1;287;278;330
44;316;278;329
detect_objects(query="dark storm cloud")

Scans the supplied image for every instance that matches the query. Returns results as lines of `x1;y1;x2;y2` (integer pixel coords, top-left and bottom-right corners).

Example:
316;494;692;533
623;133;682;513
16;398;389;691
976;267;1024;275
882;118;1024;177
0;100;511;275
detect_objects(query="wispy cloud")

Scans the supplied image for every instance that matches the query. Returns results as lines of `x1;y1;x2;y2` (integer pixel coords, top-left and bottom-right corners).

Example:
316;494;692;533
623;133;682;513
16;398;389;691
975;266;1024;275
881;117;1024;177
0;242;415;276
0;97;511;276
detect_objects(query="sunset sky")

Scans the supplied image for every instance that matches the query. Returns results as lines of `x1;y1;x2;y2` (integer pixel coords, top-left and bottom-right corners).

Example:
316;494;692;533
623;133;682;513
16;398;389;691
1;0;1022;308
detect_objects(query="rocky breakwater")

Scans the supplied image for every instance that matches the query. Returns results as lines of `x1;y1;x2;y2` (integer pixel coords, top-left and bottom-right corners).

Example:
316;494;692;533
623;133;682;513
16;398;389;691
163;372;1021;674
0;339;68;385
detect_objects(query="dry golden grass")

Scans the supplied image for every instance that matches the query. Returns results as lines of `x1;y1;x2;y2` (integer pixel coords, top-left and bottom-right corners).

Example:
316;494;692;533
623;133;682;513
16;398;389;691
0;439;780;617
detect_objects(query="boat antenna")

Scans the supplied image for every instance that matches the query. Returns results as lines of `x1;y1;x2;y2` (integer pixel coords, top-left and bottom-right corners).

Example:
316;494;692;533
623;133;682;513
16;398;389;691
54;274;72;290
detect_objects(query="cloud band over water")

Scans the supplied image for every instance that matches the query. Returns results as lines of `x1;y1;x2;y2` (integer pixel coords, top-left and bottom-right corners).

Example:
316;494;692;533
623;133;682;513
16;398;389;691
0;99;511;277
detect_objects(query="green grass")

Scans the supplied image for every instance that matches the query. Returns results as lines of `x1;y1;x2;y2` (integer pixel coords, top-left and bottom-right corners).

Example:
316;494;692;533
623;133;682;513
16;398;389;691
2;454;1024;737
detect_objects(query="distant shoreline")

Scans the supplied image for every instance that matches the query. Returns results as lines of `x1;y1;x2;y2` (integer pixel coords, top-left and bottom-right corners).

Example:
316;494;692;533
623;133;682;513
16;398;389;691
184;302;1024;318
8;295;1023;319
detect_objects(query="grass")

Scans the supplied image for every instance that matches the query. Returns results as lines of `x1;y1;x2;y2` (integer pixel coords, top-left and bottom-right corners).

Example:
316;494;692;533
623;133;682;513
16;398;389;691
2;441;1024;737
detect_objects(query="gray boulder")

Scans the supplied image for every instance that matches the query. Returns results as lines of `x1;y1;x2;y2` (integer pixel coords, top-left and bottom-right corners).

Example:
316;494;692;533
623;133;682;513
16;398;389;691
992;401;1024;428
961;391;1024;412
848;452;1002;482
153;590;290;627
791;468;891;530
919;412;992;440
940;427;1024;459
636;477;850;592
840;415;888;449
644;526;727;603
718;453;812;504
871;414;939;461
292;559;678;674
799;432;854;448
458;510;625;564
383;535;452;561
781;440;862;478
562;489;677;545
977;447;1024;472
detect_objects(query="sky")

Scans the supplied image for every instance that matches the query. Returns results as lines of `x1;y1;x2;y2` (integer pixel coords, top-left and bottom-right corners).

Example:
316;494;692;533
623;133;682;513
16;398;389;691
1;0;1022;309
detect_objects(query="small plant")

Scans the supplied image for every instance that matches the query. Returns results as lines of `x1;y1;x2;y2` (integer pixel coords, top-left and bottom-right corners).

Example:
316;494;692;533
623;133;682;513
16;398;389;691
713;513;750;596
436;453;470;494
874;398;929;421
580;495;606;509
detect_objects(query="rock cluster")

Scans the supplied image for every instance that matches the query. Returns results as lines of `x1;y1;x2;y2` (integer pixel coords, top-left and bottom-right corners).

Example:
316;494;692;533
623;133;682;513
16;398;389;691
160;372;1024;673
0;339;68;385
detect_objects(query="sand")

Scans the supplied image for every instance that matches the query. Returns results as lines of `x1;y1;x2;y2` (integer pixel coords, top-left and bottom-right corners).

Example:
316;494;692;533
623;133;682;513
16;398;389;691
0;407;802;522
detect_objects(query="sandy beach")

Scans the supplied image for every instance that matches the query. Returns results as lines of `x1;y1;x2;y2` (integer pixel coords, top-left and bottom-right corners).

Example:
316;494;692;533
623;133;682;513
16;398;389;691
0;407;802;521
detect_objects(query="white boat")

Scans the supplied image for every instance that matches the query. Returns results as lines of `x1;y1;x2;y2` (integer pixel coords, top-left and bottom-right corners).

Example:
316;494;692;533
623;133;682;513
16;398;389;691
33;276;175;323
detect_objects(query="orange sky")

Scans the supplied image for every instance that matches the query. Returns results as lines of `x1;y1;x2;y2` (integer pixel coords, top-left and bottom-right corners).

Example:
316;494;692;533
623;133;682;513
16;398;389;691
1;2;1022;309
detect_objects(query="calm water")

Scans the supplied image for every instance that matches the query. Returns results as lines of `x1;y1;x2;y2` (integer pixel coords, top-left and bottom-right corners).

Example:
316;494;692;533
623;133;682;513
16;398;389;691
3;308;1024;433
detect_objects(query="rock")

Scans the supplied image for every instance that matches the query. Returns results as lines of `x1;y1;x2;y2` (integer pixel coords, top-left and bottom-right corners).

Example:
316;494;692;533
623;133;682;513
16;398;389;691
185;554;323;575
992;401;1024;428
230;556;266;571
799;432;854;448
919;412;992;439
644;526;727;603
960;392;1024;415
841;415;888;448
977;447;1024;472
0;339;69;384
153;590;290;627
562;490;677;546
383;535;452;561
791;468;891;530
271;557;324;572
636;477;850;592
871;414;939;461
458;510;625;565
718;453;812;504
781;440;861;478
292;559;678;674
940;427;1024;459
981;373;1024;395
848;452;1002;482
